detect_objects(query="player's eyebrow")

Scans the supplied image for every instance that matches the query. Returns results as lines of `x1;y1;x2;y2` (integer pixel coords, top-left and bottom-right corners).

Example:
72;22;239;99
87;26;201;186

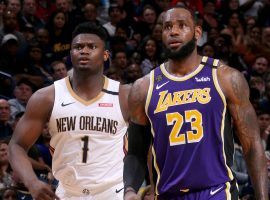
73;41;96;45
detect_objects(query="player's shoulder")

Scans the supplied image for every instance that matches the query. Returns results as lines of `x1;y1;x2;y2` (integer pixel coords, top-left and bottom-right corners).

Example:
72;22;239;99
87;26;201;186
132;74;150;93
216;61;246;82
29;84;55;107
216;61;239;74
216;61;249;99
128;74;150;105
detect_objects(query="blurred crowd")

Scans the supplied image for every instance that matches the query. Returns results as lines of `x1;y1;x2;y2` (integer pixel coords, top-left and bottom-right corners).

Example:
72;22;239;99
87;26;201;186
0;0;270;199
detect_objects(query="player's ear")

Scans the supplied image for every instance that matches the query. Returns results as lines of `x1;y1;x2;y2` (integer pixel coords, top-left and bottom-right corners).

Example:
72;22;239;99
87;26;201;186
194;25;202;41
104;50;110;62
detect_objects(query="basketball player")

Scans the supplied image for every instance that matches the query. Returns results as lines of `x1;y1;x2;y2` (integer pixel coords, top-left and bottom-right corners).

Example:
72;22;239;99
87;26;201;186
124;6;268;200
9;22;130;200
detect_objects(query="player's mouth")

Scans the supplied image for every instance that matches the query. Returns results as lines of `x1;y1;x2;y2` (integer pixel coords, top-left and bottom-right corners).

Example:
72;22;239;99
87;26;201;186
168;41;182;48
78;58;90;65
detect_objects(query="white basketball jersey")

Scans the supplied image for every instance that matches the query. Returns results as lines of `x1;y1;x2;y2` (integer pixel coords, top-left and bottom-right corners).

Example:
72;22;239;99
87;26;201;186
48;76;128;195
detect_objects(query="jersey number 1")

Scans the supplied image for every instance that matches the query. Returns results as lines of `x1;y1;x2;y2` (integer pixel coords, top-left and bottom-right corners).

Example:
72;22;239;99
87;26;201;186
166;109;203;146
81;136;89;163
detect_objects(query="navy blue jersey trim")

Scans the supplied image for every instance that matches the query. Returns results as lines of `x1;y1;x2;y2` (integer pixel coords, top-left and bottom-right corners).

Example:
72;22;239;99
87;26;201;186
102;88;119;95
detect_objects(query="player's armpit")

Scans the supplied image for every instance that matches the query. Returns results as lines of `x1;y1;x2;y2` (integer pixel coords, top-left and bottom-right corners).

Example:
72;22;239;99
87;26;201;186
128;76;150;125
217;65;269;200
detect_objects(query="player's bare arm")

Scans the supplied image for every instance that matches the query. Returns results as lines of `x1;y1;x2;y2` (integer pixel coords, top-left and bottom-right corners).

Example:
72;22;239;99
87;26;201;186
128;75;150;125
119;84;132;122
124;75;152;200
217;64;268;200
9;85;59;200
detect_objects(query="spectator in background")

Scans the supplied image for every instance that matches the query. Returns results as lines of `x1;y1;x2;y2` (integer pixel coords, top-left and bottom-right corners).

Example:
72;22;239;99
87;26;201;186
112;50;128;71
8;79;34;122
109;35;127;55
245;16;257;33
232;134;249;198
221;11;245;53
35;27;53;64
134;4;157;39
129;51;142;65
151;23;162;43
23;42;53;87
242;25;262;67
0;33;20;75
138;36;162;75
55;0;80;32
257;111;270;150
1;187;17;200
0;71;14;99
249;76;265;98
257;0;270;27
151;23;164;56
0;140;14;190
0;0;6;29
103;3;124;37
114;21;135;54
18;0;44;31
0;10;27;55
36;123;52;167
115;21;131;41
46;10;71;62
200;42;215;57
220;0;242;26
202;0;219;32
35;27;49;47
260;81;270;114
250;55;269;79
105;66;124;83
213;33;233;64
80;2;101;25
122;61;143;84
207;27;220;44
261;27;270;59
55;0;70;13
107;50;129;82
0;99;12;139
50;60;67;81
239;0;264;19
0;33;44;87
6;0;21;16
250;87;261;112
11;111;51;177
21;24;35;42
35;0;55;23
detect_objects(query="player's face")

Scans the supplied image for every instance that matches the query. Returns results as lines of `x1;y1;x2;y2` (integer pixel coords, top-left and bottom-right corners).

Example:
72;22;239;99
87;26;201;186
70;34;109;73
162;8;201;60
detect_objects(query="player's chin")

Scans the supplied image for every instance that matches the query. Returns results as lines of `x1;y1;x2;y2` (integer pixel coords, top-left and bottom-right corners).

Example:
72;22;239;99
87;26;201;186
76;64;91;70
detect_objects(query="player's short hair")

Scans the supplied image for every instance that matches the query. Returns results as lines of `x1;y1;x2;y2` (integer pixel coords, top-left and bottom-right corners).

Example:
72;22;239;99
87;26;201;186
169;5;198;24
72;22;108;43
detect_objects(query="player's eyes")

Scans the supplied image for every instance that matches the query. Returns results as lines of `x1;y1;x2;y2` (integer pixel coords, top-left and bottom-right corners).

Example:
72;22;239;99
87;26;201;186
73;45;82;50
179;23;186;28
88;44;97;50
164;25;172;30
73;44;97;50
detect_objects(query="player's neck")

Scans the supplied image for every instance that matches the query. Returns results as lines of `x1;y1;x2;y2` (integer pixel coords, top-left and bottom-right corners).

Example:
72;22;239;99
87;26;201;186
69;72;105;101
166;52;202;77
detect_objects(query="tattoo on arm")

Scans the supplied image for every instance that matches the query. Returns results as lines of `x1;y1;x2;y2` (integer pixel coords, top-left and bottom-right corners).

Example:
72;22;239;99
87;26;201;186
228;69;259;148
128;78;149;125
226;68;268;199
